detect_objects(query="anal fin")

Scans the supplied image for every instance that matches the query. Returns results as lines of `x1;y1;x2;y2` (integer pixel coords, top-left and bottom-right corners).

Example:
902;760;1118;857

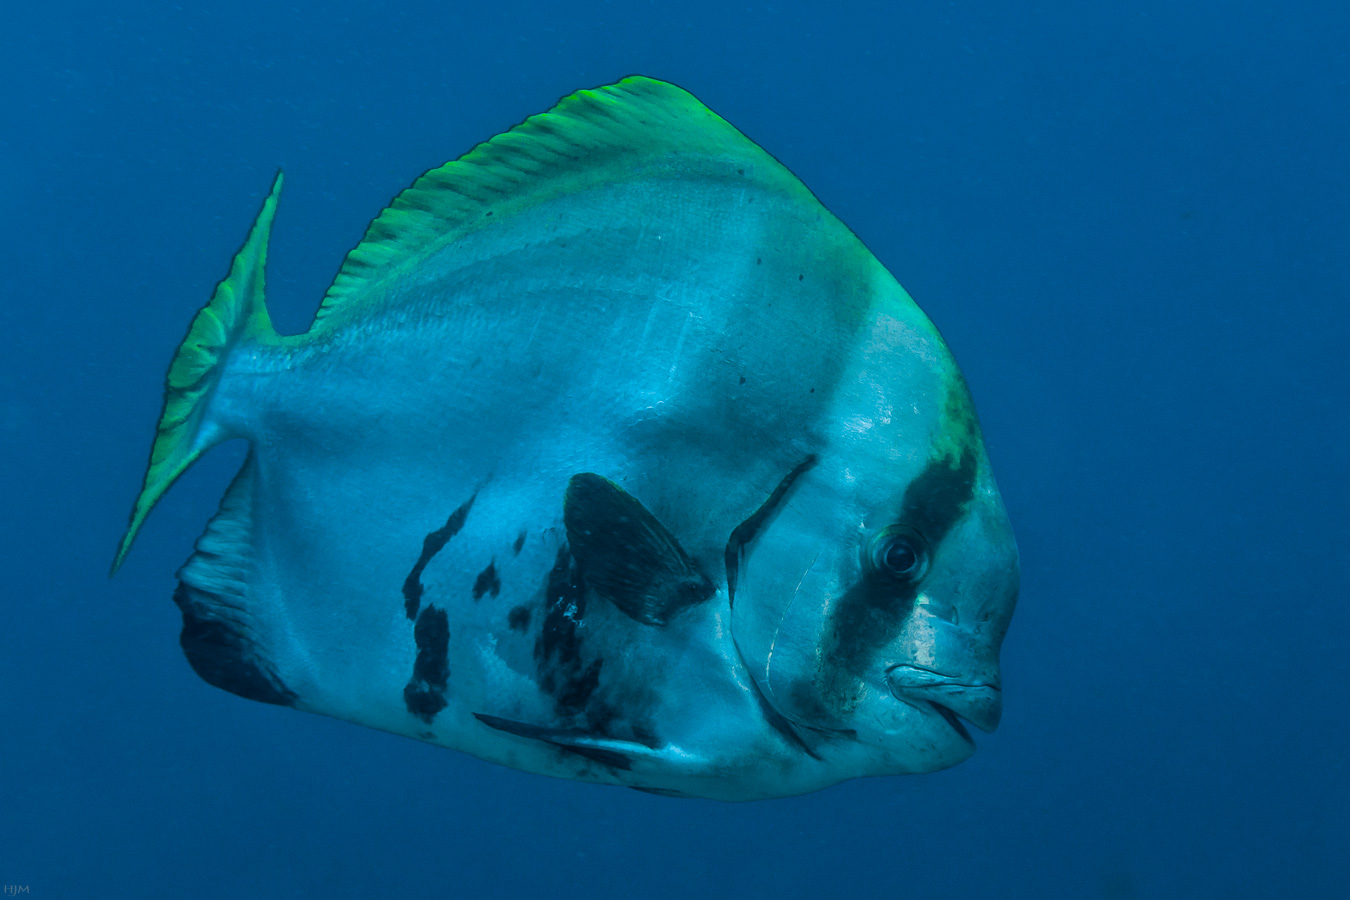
174;454;295;707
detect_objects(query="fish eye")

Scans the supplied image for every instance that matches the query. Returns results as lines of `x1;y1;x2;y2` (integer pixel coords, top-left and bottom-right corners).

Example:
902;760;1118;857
868;527;929;582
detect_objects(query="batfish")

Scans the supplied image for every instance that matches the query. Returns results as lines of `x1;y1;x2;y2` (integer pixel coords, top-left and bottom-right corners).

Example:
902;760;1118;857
114;77;1019;801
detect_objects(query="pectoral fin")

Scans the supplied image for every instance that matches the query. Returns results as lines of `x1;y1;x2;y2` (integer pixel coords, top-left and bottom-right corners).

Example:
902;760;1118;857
562;473;714;625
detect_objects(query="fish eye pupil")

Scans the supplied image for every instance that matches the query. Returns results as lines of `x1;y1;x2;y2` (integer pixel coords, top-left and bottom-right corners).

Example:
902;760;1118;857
883;538;919;575
869;528;927;581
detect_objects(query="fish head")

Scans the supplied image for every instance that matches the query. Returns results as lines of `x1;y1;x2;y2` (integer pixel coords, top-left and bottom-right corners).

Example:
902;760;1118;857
730;301;1019;774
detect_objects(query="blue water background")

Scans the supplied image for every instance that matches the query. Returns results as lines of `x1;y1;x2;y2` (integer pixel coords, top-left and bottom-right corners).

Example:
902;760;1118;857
2;1;1347;897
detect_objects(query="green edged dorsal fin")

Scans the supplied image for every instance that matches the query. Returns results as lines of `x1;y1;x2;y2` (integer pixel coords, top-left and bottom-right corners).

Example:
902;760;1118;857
313;75;807;330
111;172;284;575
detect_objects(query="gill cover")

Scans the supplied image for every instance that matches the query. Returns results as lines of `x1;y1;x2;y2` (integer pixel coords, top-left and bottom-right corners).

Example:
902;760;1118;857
730;390;1015;743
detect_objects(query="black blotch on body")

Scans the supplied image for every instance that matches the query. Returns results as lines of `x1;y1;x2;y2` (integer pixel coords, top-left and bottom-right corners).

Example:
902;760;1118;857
174;583;296;707
402;492;477;620
513;531;526;555
725;456;818;607
563;473;714;626
816;447;979;714
534;546;602;716
472;561;501;600
404;605;450;723
739;375;747;385
508;605;531;632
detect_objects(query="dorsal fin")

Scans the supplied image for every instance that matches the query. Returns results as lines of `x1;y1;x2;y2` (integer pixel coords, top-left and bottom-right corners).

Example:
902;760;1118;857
312;76;803;330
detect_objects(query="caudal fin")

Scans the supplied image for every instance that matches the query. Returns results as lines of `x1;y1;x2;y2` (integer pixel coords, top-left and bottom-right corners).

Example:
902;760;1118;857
111;172;284;574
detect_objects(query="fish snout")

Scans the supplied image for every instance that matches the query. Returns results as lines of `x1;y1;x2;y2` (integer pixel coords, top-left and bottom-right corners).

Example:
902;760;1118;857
885;664;1003;734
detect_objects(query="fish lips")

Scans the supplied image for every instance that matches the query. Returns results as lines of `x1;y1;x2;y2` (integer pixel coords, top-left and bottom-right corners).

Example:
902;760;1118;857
885;664;1003;737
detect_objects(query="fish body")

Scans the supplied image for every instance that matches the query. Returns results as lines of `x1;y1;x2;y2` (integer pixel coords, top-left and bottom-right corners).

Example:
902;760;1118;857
117;77;1019;801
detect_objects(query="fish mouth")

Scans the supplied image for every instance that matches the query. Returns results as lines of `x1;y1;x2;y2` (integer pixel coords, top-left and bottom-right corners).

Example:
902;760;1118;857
927;701;974;745
886;664;1003;740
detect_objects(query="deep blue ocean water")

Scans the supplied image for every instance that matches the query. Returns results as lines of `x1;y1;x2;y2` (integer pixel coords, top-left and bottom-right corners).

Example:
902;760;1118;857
3;1;1347;897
